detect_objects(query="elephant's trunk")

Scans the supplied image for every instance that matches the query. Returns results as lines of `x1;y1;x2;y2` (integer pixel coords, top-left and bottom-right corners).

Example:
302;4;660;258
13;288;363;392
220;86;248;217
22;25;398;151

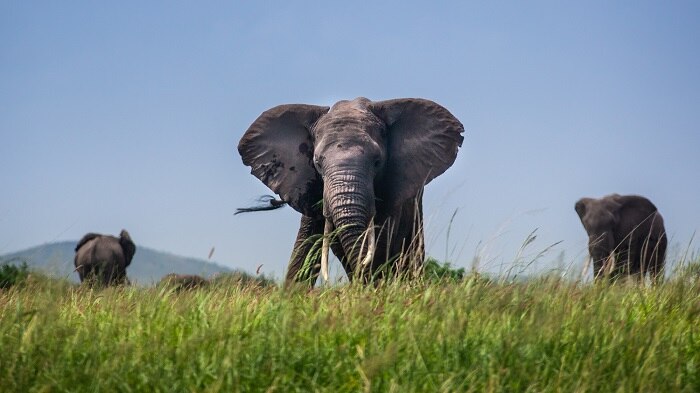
324;169;376;279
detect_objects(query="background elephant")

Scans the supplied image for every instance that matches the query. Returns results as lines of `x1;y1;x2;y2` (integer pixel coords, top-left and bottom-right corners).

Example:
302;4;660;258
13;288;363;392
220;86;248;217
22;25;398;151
238;97;464;285
159;273;208;291
575;194;667;283
74;229;135;285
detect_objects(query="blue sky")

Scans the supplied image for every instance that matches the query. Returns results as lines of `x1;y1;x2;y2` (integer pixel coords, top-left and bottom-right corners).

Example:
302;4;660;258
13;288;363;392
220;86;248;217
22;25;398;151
2;1;699;280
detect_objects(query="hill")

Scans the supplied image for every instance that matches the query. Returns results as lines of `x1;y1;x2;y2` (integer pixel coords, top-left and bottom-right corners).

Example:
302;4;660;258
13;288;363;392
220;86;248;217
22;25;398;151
1;241;232;284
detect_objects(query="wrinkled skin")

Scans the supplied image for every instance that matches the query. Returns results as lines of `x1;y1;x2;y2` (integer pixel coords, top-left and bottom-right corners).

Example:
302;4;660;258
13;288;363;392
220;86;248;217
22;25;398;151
239;97;464;285
74;229;136;286
159;273;208;291
575;194;667;283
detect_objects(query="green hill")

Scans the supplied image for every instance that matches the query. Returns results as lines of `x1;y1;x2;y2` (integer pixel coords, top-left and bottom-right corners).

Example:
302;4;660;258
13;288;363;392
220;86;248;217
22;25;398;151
1;241;232;285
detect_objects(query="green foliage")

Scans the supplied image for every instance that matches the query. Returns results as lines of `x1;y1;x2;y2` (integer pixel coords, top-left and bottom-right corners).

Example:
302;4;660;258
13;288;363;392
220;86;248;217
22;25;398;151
684;262;700;278
676;257;700;279
0;275;699;392
423;257;466;281
0;260;29;289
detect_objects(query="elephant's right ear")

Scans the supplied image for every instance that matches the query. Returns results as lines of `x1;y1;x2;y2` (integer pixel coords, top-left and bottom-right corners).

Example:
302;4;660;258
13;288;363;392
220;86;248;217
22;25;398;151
238;104;329;215
75;233;101;252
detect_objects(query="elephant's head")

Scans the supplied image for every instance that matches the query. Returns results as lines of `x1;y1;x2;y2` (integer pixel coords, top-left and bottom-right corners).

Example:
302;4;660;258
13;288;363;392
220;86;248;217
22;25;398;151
119;229;136;267
575;196;621;273
239;97;464;275
576;194;663;279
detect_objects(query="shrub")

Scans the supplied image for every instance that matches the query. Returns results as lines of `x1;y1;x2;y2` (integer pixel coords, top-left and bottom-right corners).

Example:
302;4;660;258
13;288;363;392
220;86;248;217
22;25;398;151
423;257;465;282
0;260;30;289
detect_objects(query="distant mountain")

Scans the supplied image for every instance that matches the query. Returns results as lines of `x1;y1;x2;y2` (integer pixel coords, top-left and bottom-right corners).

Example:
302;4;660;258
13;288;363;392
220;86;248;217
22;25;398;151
1;241;232;285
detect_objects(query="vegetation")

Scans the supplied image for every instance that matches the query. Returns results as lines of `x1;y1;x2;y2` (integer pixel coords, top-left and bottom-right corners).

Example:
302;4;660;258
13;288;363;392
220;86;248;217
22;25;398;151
1;261;699;392
0;260;29;289
675;257;700;282
423;257;466;282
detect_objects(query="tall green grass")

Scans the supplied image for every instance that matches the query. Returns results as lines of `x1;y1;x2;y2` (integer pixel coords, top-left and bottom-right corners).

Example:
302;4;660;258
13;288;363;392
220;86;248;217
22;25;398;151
1;272;699;392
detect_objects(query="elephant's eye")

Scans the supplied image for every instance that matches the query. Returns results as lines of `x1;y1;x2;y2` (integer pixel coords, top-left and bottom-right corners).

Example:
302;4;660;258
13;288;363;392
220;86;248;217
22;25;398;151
374;159;382;168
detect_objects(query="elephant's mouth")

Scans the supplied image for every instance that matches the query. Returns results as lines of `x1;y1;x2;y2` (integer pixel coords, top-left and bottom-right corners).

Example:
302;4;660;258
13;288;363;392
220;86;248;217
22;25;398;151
320;216;375;281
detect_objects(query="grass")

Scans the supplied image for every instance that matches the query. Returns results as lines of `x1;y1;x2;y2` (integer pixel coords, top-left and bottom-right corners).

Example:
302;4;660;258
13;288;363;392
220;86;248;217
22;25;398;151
0;270;699;392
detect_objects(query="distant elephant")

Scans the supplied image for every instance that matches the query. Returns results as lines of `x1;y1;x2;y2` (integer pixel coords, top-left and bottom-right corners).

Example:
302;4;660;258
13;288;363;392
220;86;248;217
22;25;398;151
238;97;464;285
159;273;208;291
575;194;667;283
74;230;135;286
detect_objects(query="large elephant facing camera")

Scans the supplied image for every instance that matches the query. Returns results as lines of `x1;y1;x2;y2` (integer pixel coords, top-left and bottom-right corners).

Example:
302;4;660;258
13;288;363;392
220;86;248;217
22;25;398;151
575;194;667;283
74;230;136;286
238;97;464;285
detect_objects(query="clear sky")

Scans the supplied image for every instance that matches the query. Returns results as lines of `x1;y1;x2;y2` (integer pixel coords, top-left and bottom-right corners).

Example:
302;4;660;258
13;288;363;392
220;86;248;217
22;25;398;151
2;1;699;280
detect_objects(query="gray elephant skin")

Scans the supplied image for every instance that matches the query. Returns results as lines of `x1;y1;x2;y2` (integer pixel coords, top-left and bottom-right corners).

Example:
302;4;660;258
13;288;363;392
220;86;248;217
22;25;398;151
238;97;464;285
575;194;667;282
159;273;208;291
74;230;135;285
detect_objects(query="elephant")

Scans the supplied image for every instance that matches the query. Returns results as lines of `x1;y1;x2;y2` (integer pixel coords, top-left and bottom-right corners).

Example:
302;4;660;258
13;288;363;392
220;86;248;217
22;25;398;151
238;97;464;285
74;229;135;286
159;274;208;291
575;194;667;283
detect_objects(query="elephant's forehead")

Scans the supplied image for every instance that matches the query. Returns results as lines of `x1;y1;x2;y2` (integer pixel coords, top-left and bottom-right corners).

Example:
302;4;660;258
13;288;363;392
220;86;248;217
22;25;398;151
315;108;382;134
317;113;373;128
330;97;371;111
313;99;384;144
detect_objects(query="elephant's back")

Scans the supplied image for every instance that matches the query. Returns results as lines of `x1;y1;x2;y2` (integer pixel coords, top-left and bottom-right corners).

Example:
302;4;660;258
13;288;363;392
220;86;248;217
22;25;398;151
94;237;125;262
75;237;99;266
77;237;125;266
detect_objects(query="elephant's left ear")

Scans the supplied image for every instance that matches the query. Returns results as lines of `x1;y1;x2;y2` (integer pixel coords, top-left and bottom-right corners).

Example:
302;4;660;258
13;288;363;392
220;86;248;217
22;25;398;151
370;98;464;204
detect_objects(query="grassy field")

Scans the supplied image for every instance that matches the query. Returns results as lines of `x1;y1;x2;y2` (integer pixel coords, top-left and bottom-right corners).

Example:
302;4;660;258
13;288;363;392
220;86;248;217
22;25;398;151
1;270;699;392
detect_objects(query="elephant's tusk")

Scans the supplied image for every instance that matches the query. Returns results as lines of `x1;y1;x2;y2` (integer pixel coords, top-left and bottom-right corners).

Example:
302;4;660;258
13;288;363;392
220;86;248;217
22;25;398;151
361;217;375;266
321;218;333;282
581;255;591;281
604;253;616;276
